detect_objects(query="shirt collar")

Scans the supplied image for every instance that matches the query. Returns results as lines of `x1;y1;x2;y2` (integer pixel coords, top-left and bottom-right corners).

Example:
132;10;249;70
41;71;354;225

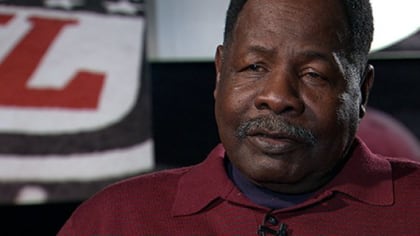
172;138;394;216
172;144;237;216
228;161;314;209
322;137;394;206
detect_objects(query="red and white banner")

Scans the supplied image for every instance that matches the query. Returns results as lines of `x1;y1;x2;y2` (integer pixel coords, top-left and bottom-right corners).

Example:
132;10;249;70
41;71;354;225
0;1;153;204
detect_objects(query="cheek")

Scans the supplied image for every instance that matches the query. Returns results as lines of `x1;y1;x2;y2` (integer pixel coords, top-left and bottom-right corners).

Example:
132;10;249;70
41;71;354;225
336;90;361;137
215;85;259;149
305;91;359;157
302;89;346;136
216;83;256;124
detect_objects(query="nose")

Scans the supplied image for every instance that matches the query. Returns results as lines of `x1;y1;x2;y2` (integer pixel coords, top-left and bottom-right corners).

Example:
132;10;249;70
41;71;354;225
254;70;304;116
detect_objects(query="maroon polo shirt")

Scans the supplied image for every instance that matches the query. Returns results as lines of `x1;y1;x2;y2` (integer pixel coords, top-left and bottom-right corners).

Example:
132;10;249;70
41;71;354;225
59;138;420;235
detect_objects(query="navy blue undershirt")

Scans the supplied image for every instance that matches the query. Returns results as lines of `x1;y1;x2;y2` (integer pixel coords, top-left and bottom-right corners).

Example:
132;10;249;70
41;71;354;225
226;160;314;209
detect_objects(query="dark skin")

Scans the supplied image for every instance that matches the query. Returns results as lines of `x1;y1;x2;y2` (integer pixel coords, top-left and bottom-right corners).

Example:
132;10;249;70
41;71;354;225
214;0;374;194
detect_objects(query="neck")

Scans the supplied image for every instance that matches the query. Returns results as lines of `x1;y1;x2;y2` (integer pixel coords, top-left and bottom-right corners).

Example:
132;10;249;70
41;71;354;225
258;141;356;194
227;161;315;209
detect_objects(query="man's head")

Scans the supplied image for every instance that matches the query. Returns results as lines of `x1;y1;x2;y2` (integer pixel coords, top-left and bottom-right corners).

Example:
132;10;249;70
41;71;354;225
223;0;374;75
214;0;375;194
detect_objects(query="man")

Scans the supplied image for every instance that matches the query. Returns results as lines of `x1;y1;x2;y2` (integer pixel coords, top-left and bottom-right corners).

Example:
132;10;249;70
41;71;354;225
59;0;420;235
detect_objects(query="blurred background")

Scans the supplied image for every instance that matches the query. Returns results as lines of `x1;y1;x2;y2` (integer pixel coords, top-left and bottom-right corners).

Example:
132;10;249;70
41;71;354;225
0;0;419;235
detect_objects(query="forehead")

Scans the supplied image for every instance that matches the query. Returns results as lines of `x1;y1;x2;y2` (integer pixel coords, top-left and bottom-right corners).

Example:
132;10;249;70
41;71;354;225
233;0;348;50
239;0;347;23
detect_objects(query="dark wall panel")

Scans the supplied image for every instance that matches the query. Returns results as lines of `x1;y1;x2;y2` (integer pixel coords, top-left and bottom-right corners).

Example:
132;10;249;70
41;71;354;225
369;59;420;137
151;62;219;168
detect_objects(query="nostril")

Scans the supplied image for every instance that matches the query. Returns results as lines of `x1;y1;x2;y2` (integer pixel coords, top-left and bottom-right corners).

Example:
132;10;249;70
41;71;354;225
254;92;302;115
256;100;295;113
254;74;304;115
255;101;270;111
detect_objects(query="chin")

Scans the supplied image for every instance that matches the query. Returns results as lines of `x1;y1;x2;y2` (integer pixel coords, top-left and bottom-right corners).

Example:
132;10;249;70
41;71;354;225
249;159;305;183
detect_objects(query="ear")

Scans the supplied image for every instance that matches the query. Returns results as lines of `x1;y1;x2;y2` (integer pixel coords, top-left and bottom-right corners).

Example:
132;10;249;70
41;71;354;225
214;45;224;99
359;64;374;118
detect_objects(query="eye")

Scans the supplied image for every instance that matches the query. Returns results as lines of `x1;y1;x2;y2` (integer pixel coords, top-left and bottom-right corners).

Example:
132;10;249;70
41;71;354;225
241;63;267;73
300;68;329;85
248;64;262;71
304;71;322;79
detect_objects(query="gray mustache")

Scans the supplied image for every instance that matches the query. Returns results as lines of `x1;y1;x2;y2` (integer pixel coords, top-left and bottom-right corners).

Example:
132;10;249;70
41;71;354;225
236;116;317;145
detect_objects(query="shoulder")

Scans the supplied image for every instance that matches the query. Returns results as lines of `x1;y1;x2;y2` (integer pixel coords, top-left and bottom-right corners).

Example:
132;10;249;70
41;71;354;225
69;166;194;218
94;166;193;203
58;146;228;235
109;166;192;192
58;166;197;235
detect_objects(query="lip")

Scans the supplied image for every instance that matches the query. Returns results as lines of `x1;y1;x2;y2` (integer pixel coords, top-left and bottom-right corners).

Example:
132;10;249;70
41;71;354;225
246;129;304;155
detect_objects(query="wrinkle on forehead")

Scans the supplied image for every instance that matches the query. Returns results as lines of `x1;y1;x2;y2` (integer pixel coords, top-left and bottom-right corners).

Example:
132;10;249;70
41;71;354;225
235;0;349;48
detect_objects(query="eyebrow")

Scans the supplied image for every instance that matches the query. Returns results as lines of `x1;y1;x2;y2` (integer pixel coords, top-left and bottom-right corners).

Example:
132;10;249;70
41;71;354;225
297;51;333;64
298;50;344;75
246;45;278;58
244;45;338;69
247;46;334;63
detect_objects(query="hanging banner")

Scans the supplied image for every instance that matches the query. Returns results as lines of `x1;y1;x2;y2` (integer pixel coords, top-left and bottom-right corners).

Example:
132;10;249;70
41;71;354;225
0;0;153;204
